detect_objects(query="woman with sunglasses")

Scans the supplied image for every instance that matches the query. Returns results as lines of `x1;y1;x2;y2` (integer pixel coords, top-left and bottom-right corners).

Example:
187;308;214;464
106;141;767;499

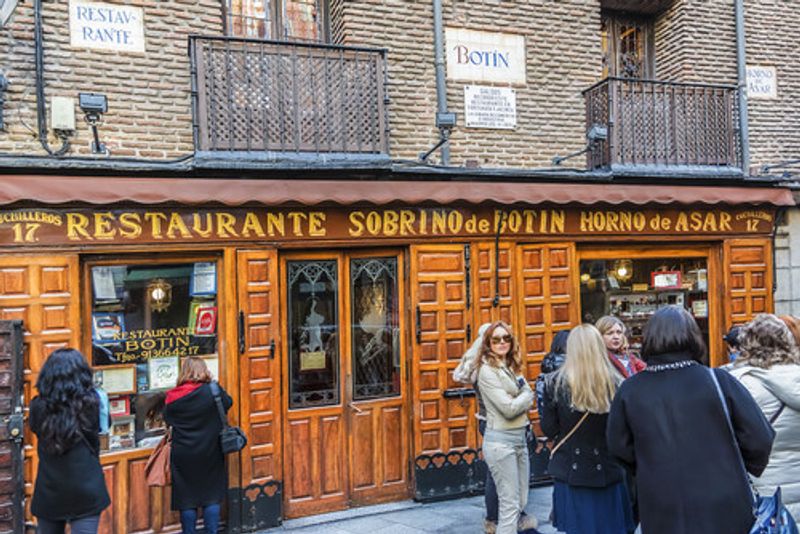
477;321;536;534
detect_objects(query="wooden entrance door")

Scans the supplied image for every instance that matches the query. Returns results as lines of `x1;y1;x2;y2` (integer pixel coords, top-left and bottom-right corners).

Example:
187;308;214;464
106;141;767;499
281;251;408;518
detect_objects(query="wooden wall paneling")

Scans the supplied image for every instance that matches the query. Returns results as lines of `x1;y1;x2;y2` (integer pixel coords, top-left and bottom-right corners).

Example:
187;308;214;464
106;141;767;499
515;244;579;418
472;242;516;327
0;255;80;528
236;249;282;489
723;237;773;329
345;251;409;506
409;245;474;458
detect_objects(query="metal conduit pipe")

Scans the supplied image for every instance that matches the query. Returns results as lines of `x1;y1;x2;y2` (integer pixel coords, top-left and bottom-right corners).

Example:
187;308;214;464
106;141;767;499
735;0;750;174
34;0;70;156
432;0;450;165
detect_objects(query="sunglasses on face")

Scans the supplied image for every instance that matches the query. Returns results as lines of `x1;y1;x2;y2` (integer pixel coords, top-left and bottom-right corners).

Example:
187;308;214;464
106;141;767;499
490;335;512;344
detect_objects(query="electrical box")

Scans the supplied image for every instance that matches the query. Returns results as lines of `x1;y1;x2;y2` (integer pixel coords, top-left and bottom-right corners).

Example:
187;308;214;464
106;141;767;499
51;96;76;131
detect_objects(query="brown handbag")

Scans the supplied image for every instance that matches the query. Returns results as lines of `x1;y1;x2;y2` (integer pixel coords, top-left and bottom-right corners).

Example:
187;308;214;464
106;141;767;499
145;429;172;487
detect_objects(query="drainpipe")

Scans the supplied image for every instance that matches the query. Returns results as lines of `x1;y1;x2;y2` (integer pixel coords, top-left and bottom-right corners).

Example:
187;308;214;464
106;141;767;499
735;0;750;174
432;0;450;165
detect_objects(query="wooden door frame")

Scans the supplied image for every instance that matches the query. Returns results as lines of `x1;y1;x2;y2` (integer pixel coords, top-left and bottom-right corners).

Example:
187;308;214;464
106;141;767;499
576;243;722;364
279;251;349;517
344;248;411;505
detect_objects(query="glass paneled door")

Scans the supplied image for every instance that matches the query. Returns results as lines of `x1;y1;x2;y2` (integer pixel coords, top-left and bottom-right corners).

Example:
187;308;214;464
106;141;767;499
281;250;409;518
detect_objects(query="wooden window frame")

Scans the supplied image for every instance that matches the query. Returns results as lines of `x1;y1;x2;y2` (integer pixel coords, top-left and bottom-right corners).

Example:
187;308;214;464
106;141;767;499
223;0;330;43
602;10;655;79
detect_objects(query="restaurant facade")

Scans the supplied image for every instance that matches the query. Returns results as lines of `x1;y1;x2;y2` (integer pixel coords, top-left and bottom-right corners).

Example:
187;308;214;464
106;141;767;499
0;173;791;532
0;0;798;532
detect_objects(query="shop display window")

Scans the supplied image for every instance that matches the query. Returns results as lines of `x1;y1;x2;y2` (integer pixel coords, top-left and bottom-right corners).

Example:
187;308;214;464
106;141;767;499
579;257;709;352
89;261;219;451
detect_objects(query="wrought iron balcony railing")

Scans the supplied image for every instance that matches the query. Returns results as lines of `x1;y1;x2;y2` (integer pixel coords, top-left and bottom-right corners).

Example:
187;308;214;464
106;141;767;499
584;77;739;170
190;36;389;156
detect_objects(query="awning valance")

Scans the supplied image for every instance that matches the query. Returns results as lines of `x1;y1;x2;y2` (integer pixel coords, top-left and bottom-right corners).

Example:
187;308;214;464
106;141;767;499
0;175;793;207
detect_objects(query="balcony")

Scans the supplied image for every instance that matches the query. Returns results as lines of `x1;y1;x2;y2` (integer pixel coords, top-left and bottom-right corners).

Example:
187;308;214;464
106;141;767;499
584;78;739;172
190;36;389;163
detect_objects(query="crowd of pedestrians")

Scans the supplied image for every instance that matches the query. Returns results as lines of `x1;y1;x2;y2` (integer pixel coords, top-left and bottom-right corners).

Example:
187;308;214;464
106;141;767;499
25;306;800;534
456;307;800;534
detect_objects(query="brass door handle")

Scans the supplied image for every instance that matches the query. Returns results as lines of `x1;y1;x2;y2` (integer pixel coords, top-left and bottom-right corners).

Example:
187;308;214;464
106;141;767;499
348;402;364;414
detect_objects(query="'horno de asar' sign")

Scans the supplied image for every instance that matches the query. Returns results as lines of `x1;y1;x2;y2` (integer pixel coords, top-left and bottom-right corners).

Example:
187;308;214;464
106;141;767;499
69;0;145;53
445;28;526;84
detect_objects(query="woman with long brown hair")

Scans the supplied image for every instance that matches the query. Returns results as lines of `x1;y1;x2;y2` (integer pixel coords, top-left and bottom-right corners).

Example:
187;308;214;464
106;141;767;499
164;357;233;534
477;321;535;534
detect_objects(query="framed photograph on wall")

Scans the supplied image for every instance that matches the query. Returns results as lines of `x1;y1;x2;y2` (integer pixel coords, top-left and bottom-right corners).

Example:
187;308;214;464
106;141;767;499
148;356;179;390
651;270;682;290
94;364;136;395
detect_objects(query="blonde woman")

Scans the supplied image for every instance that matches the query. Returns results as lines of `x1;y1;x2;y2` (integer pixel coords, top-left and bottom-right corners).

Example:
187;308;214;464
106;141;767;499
596;316;645;378
541;324;633;534
477;321;536;534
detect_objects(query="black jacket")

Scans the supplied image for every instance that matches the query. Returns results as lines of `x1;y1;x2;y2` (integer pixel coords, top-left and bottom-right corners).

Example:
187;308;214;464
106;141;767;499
164;382;232;510
541;381;625;488
607;353;775;534
29;397;111;520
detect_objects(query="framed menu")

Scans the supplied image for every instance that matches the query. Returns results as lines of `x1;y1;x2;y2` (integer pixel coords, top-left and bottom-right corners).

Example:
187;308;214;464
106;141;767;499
95;365;136;395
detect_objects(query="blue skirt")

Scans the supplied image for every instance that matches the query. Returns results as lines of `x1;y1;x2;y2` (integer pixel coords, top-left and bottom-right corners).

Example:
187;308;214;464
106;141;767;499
552;480;634;534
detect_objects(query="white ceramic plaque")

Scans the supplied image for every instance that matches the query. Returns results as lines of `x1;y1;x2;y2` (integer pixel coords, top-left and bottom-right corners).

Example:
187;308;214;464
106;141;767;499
70;1;145;53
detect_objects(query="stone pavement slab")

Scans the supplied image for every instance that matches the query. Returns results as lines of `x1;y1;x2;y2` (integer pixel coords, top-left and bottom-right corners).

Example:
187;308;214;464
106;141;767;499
260;486;560;533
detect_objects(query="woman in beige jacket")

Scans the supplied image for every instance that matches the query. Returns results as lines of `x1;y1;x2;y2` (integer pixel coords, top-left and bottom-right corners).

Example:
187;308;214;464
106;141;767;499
477;321;535;534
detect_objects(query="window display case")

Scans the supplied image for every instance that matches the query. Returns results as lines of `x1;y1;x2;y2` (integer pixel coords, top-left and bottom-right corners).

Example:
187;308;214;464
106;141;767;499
88;260;220;451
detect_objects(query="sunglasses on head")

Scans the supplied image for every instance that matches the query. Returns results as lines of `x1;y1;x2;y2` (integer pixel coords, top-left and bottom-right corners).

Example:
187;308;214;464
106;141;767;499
490;334;512;344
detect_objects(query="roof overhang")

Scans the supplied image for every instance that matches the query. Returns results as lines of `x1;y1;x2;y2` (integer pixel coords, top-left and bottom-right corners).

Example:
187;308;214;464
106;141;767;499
0;175;793;207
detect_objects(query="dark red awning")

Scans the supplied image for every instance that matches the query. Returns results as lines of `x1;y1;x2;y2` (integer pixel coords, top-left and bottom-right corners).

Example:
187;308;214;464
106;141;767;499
0;175;793;207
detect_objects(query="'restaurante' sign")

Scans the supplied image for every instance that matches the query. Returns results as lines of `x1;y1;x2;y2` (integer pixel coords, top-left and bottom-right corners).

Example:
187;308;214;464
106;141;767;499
0;207;775;246
69;0;146;53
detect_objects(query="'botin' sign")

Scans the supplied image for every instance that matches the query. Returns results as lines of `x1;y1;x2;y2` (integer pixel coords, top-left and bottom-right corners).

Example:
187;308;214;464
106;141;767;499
445;28;526;84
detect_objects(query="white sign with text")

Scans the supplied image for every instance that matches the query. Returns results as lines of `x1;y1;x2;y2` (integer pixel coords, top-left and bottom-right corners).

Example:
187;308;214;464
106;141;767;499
464;85;517;129
747;66;777;99
446;28;526;84
70;1;145;53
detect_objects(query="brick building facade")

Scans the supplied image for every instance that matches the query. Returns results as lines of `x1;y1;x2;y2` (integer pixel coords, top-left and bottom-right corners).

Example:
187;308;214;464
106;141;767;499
0;1;795;168
0;1;795;532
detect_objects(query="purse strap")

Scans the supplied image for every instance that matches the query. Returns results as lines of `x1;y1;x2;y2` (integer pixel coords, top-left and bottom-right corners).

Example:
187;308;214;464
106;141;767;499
706;368;758;506
550;411;589;456
769;401;787;425
209;381;230;429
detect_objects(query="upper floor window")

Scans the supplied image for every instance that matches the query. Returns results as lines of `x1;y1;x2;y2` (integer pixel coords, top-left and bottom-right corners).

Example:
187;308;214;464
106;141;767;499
601;12;654;79
225;0;329;42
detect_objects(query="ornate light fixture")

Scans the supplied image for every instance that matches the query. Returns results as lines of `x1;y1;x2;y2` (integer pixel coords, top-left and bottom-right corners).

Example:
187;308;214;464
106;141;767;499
147;278;172;312
613;259;634;282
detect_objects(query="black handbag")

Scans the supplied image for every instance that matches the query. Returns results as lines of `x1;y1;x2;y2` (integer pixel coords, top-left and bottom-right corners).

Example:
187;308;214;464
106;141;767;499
708;369;798;534
210;381;248;454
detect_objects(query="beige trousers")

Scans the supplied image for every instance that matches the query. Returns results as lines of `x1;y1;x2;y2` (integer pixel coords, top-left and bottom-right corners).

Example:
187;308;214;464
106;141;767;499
483;438;530;534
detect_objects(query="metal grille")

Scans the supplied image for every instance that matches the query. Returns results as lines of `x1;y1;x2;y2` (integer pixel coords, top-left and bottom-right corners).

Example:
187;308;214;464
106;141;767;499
191;36;388;154
584;77;739;169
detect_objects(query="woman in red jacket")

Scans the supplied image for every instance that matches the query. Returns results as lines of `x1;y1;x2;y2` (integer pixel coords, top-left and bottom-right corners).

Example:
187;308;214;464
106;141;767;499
596;316;645;378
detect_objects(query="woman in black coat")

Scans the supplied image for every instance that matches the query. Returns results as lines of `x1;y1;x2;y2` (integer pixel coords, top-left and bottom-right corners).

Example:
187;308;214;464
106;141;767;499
30;348;111;534
607;306;775;534
164;357;232;534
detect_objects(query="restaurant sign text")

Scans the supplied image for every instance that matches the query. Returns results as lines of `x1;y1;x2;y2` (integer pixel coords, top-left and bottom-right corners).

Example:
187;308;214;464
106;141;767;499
0;207;775;246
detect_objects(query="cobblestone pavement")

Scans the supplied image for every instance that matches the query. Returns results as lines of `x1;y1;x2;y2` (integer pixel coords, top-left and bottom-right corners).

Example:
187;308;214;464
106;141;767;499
261;486;560;533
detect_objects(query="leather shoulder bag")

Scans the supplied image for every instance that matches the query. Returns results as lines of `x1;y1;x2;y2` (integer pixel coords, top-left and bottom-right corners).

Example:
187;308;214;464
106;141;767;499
210;381;248;454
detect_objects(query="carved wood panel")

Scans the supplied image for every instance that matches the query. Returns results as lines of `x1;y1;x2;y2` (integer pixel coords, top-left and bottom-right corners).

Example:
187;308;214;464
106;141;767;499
409;245;474;458
473;242;515;327
515;244;579;403
237;250;282;489
0;256;80;527
724;238;773;328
